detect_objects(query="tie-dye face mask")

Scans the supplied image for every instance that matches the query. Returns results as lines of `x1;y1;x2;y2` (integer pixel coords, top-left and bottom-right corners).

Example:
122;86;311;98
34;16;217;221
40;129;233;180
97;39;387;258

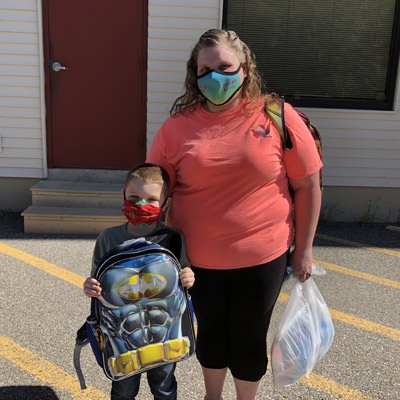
197;64;243;106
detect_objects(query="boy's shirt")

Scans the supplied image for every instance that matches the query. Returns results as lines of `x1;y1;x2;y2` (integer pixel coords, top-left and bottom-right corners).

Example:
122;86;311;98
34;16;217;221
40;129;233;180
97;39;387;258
91;222;189;276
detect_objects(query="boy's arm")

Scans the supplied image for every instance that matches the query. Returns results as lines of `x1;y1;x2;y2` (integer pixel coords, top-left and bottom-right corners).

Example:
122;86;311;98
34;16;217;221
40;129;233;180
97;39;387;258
174;230;195;288
178;236;190;268
91;237;104;276
84;234;105;297
170;228;190;268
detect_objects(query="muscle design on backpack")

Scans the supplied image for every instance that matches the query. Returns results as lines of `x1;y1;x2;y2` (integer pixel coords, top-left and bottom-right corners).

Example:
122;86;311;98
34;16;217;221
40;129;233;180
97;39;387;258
265;95;323;190
74;237;195;388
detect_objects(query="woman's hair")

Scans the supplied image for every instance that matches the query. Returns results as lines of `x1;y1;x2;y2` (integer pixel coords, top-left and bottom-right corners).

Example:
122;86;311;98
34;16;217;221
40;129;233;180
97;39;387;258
170;29;264;116
125;163;170;198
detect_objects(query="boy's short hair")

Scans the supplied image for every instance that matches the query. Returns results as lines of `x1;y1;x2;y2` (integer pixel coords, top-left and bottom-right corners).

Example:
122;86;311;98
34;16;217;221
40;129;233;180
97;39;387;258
125;163;171;197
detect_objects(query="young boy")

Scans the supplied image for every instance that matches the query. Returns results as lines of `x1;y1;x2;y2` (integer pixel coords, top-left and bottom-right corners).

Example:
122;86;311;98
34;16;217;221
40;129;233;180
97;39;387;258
83;163;194;400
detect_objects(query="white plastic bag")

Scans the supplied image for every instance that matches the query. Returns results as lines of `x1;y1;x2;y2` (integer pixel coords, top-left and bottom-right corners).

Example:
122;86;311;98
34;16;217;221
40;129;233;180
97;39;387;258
271;265;335;388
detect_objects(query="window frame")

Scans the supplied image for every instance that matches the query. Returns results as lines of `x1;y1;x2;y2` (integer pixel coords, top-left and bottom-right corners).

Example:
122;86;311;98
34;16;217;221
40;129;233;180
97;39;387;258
222;1;400;111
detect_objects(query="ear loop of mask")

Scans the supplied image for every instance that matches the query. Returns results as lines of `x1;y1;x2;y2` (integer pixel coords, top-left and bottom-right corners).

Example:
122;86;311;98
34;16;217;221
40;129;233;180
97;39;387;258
159;197;170;223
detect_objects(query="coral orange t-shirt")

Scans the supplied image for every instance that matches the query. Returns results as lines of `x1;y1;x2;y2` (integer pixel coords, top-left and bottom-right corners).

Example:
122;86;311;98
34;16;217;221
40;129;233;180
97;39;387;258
147;99;322;269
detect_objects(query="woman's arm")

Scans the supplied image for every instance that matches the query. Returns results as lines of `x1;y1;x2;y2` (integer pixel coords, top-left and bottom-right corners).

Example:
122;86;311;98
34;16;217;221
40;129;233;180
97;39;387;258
288;171;322;282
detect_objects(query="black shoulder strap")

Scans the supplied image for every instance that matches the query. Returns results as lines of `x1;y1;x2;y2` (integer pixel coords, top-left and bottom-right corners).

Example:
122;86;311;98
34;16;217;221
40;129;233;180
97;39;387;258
146;227;189;268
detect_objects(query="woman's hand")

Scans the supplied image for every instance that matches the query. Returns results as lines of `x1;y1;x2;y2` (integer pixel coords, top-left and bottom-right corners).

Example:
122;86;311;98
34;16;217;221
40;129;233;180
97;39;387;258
179;267;195;289
83;277;102;298
289;247;312;283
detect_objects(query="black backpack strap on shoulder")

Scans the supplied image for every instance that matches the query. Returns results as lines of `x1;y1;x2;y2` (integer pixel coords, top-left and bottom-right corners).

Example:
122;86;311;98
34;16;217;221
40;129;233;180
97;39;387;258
146;228;183;264
265;95;293;150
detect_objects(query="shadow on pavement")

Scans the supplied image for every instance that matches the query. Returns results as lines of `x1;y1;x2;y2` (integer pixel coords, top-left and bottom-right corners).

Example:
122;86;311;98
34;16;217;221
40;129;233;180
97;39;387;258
0;211;96;241
0;386;59;399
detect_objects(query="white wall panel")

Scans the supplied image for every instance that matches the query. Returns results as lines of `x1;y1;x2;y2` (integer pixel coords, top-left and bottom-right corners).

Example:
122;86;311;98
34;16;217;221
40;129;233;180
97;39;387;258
0;0;45;178
147;0;221;149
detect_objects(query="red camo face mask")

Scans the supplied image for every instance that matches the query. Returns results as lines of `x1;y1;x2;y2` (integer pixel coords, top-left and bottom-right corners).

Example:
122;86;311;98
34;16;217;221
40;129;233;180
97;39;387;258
122;200;163;226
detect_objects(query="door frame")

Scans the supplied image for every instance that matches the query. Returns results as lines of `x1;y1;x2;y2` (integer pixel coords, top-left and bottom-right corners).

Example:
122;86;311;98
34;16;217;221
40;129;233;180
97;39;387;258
41;0;149;169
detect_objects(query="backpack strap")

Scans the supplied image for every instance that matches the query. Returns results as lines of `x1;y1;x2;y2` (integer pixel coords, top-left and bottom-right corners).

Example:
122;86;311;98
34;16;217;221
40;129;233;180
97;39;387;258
265;95;323;191
264;96;293;149
73;322;90;390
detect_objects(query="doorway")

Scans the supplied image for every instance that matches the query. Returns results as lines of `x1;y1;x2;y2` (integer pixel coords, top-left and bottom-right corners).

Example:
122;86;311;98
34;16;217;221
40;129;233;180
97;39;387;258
42;0;148;169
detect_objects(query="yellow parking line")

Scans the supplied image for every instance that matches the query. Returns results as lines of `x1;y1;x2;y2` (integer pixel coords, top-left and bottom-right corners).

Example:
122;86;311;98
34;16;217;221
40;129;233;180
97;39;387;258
315;259;400;289
267;361;375;400
266;366;375;400
0;336;107;400
301;372;375;400
316;234;400;257
0;242;84;288
278;292;400;341
6;238;397;297
328;309;400;340
1;241;399;341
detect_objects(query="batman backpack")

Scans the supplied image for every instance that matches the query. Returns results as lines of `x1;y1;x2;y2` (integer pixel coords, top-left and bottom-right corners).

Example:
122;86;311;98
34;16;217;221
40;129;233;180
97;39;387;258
74;237;195;389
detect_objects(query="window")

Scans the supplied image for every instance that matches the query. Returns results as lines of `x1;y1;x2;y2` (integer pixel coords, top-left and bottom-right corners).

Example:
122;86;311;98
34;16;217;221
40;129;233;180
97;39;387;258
223;0;400;110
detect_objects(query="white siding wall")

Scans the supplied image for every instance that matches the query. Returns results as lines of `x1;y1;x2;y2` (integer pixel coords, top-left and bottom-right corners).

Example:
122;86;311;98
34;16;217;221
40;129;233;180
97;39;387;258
1;0;399;191
147;0;221;141
300;79;400;188
0;0;46;178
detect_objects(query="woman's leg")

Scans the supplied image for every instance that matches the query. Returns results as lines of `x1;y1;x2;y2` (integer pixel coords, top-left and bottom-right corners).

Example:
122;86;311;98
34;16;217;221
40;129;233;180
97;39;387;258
233;377;260;400
189;267;229;400
191;254;286;400
202;366;227;400
227;253;287;397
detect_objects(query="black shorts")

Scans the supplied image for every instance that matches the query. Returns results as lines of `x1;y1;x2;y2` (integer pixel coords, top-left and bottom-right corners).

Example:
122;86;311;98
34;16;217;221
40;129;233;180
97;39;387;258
189;252;287;382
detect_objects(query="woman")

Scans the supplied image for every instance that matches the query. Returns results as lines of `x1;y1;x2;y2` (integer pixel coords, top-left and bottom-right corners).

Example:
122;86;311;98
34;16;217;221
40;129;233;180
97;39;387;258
146;29;322;400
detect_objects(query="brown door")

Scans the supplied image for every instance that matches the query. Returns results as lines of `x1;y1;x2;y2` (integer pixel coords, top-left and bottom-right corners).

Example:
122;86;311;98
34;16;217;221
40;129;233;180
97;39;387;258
42;1;147;169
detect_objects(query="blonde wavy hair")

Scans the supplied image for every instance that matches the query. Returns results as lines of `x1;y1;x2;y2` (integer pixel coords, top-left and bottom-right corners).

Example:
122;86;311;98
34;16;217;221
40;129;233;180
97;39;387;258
170;29;265;116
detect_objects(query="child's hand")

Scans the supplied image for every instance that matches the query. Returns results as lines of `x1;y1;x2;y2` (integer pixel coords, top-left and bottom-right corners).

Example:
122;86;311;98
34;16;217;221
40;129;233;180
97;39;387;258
179;267;195;289
83;277;102;298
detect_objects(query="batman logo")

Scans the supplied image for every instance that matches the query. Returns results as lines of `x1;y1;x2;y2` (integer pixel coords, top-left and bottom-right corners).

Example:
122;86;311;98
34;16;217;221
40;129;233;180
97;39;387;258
118;273;167;300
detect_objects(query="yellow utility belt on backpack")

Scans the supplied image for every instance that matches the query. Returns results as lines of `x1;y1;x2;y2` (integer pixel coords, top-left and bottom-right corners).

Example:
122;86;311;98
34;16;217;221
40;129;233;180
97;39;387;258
110;337;191;376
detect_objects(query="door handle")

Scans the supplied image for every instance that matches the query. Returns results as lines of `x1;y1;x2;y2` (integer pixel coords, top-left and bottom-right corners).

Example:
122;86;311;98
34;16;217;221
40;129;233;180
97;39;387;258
51;61;67;72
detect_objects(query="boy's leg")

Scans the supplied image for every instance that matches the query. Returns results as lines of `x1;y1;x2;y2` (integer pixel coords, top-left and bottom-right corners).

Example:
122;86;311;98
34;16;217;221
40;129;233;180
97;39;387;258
147;363;177;400
111;374;141;400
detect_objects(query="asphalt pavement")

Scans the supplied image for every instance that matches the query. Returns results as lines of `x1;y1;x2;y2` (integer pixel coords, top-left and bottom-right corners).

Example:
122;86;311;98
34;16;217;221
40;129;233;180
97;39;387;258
0;211;399;399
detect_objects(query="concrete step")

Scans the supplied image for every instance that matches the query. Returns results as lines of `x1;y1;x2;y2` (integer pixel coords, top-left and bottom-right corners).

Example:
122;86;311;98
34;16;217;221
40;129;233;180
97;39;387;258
30;180;123;208
22;205;125;235
47;168;126;183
